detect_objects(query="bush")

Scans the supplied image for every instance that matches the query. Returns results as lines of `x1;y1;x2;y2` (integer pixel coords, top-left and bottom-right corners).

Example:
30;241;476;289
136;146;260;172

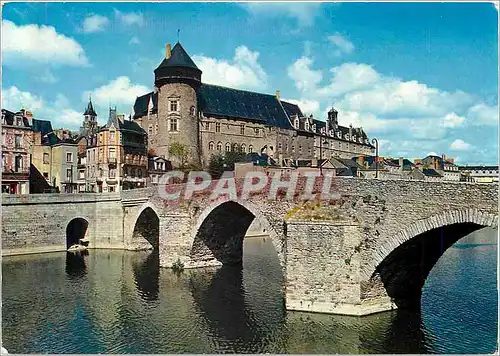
172;258;184;274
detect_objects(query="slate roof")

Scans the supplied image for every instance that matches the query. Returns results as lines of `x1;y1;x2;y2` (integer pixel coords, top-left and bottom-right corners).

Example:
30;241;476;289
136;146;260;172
32;119;53;136
133;92;158;119
458;165;498;171
84;99;97;117
197;84;301;129
423;168;442;177
387;158;415;170
2;109;30;127
155;42;200;71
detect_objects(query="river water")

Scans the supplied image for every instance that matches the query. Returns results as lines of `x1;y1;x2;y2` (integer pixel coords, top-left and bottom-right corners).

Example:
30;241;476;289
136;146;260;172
2;227;497;354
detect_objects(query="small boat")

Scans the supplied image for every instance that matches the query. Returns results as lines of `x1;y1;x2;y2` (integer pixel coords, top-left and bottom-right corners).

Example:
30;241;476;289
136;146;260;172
67;244;88;253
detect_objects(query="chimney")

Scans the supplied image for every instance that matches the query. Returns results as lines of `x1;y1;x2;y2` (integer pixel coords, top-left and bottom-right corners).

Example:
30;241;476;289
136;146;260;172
399;157;404;172
276;90;280;101
165;44;172;59
442;153;446;161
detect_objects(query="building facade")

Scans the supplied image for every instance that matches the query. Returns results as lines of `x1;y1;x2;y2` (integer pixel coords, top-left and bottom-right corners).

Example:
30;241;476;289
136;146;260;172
458;166;499;183
132;42;375;168
1;109;34;194
86;108;148;193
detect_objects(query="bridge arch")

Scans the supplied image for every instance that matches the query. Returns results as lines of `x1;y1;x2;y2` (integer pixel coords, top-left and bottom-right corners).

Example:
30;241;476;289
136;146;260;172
190;198;285;268
130;203;161;251
66;217;89;249
364;209;498;310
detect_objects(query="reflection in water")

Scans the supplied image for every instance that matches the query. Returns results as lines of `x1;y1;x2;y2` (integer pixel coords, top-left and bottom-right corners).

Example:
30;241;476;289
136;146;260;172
132;251;159;302
65;251;88;279
2;229;497;354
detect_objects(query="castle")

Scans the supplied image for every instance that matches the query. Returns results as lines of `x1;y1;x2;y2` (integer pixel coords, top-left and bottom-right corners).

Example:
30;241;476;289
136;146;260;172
132;41;375;168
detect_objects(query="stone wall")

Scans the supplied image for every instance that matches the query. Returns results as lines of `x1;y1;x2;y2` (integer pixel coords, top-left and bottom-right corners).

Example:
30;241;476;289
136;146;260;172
2;193;124;255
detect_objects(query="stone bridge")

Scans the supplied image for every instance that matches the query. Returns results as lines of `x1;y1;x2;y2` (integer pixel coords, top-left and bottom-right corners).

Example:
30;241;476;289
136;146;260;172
2;177;497;316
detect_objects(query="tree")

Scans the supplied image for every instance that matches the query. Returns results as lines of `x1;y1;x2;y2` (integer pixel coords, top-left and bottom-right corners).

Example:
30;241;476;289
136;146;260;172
208;153;225;179
168;142;190;167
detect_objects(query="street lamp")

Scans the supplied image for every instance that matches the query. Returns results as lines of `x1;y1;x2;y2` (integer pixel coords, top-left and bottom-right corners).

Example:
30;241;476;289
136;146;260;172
371;138;379;179
319;139;328;176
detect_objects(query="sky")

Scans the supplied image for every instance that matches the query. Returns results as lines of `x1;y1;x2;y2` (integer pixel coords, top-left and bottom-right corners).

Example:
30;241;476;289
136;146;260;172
2;2;498;165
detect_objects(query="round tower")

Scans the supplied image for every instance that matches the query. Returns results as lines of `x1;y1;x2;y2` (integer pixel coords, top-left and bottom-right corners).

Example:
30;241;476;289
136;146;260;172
154;42;202;167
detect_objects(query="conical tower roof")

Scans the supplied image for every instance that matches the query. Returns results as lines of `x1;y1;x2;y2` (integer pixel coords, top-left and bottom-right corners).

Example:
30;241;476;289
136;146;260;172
154;41;202;87
84;98;97;117
155;42;200;70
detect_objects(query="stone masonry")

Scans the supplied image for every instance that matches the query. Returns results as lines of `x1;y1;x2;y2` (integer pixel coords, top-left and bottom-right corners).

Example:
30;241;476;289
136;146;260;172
2;177;498;315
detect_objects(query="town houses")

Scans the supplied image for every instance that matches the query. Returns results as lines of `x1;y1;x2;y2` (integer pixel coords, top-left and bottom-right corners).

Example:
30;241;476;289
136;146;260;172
1;41;498;194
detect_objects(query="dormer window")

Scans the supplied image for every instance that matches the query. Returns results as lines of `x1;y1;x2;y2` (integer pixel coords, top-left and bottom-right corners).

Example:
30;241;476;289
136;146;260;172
321;127;326;134
305;121;310;131
169;100;178;112
336;132;341;138
329;130;334;137
312;124;316;132
294;118;299;129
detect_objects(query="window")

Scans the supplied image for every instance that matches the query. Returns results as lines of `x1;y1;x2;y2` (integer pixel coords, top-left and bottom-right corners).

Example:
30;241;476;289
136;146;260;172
79;170;85;179
209;141;215;150
291;145;295;152
278;142;282;151
1;154;5;171
138;169;142;178
66;152;73;163
225;143;231;152
170;100;178;112
109;186;115;192
148;124;153;135
305;121;310;131
241;144;246;153
294;118;299;129
14;155;22;172
99;133;103;144
299;145;302;153
109;147;116;159
155;124;159;134
110;131;115;142
66;168;72;180
240;124;245;135
216;123;221;132
169;118;179;132
232;143;238;152
205;122;210;130
248;145;253;153
190;106;196;116
254;128;260;135
14;134;21;148
217;142;222;151
43;153;50;164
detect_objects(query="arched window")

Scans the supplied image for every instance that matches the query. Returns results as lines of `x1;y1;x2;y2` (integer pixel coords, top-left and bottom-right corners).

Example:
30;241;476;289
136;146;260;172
225;143;231;152
240;143;246;153
190;106;196;116
209;141;215;150
217;141;222;151
232;143;239;152
248;145;253;153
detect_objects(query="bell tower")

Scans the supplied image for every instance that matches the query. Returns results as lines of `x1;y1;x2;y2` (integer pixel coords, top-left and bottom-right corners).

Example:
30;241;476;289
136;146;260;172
153;41;202;167
81;97;98;135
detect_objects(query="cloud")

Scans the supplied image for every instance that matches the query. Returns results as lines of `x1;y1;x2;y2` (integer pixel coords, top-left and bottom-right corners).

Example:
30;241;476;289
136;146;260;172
241;3;323;27
114;10;144;26
287;56;323;93
2;87;82;129
1;20;89;67
37;69;58;84
82;14;109;33
83;76;149;108
467;103;498;126
129;36;140;45
192;46;268;90
284;98;321;117
328;33;355;56
450;139;471;151
286;55;497;163
442;112;465;128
